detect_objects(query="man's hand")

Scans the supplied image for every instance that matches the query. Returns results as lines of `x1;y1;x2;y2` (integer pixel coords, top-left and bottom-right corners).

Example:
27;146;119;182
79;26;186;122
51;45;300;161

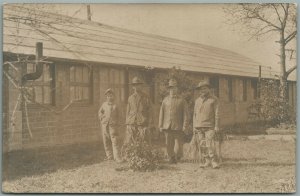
193;128;198;134
214;127;220;133
183;128;189;135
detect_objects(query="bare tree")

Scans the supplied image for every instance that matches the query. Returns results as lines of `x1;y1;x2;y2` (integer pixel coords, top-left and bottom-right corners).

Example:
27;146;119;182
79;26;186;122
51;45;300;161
224;3;296;122
3;4;94;138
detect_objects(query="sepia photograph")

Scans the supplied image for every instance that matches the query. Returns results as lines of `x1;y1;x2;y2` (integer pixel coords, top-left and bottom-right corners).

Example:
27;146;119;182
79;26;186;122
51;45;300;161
2;3;297;193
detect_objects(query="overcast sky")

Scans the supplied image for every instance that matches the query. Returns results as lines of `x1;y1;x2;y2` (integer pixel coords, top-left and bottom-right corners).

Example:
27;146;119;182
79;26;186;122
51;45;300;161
52;4;296;79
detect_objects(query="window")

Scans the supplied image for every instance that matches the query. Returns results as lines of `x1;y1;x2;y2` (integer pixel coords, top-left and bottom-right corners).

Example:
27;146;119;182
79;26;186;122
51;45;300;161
251;80;258;99
209;76;219;97
25;63;55;105
70;65;92;103
109;68;126;103
243;79;247;101
228;78;233;102
99;67;127;103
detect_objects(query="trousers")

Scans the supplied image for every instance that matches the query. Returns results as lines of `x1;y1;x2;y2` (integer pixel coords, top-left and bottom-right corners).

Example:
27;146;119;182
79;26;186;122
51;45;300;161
164;130;183;160
124;125;151;144
193;128;216;160
102;124;121;161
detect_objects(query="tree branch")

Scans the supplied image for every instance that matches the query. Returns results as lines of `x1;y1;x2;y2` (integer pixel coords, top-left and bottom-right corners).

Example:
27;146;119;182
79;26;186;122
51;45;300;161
272;4;283;26
256;14;282;30
286;65;296;76
281;4;289;29
248;25;278;40
241;4;282;30
257;28;279;37
280;3;288;16
285;31;297;44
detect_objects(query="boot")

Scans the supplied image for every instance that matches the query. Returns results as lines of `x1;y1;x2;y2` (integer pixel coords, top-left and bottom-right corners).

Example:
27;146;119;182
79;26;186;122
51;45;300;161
199;158;211;168
103;156;113;161
169;156;177;164
211;159;220;169
115;158;124;163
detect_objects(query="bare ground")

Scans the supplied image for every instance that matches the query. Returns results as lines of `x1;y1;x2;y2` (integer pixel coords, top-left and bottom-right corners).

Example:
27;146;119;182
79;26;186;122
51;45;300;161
2;139;296;193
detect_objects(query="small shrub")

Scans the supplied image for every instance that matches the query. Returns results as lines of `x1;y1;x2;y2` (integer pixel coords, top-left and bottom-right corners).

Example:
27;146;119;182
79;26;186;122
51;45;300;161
121;141;164;172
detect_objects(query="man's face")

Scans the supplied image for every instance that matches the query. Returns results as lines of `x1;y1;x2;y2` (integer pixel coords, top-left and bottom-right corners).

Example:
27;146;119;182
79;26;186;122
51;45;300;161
132;84;143;92
106;93;114;102
169;86;179;95
199;86;210;97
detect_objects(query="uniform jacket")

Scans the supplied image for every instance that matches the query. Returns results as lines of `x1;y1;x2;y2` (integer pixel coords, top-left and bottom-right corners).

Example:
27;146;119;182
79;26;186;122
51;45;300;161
98;101;119;126
126;92;153;126
159;95;188;131
193;94;219;129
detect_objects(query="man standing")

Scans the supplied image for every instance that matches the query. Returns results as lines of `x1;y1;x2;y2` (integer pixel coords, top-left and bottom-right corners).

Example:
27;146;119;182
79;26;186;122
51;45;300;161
125;76;153;144
193;80;220;169
159;79;188;164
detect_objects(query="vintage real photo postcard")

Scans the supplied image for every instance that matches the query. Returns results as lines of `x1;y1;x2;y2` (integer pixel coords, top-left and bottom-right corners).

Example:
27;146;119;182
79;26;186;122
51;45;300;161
2;3;296;193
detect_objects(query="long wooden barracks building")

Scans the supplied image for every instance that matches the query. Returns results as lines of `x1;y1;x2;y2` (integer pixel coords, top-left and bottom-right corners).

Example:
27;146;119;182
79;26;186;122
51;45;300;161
3;5;296;152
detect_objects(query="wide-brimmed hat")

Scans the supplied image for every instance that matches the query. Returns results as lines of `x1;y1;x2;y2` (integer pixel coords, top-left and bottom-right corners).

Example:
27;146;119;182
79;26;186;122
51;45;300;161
195;81;211;89
104;88;114;95
130;76;144;85
168;78;178;88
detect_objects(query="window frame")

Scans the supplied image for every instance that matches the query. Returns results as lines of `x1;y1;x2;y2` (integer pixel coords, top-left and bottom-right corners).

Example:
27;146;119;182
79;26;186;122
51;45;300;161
25;63;56;106
209;76;219;98
228;78;233;102
251;79;258;100
69;64;93;105
243;79;248;102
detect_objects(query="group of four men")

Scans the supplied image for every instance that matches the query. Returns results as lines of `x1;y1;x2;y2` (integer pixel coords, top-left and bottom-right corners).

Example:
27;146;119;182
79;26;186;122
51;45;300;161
98;76;220;169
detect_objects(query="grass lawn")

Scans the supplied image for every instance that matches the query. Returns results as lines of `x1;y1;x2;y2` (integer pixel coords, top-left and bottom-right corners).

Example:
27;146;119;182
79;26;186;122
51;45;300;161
2;139;295;193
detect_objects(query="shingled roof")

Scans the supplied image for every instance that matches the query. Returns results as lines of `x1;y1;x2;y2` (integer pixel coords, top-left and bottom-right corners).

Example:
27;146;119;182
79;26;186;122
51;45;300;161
3;4;280;78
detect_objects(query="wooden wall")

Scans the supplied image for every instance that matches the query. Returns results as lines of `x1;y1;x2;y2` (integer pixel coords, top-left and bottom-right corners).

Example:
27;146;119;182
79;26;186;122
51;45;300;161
3;56;297;152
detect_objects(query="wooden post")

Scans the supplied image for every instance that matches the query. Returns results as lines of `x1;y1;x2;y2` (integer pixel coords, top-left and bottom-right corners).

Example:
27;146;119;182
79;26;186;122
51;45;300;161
258;65;261;83
87;5;92;21
124;67;129;103
258;65;261;98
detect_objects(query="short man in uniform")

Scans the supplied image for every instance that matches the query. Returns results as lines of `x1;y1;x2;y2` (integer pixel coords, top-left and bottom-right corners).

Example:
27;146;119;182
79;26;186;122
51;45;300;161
125;76;153;144
98;88;122;162
159;79;188;164
193;81;220;168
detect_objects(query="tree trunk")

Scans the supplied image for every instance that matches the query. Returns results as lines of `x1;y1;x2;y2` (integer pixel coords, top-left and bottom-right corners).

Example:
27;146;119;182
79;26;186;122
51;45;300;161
279;30;287;98
279;30;289;123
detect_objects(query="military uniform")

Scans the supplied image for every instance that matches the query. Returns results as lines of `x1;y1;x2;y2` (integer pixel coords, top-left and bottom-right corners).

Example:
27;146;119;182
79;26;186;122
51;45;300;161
159;79;188;162
193;81;220;168
125;77;153;144
98;89;122;162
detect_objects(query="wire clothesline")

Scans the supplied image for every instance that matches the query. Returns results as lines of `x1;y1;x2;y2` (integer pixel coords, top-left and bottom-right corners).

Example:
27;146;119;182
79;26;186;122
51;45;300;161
4;6;279;79
3;60;79;139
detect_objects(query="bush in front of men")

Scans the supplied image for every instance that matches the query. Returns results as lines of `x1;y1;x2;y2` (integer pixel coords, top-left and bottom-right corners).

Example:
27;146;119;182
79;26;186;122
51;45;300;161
121;140;164;172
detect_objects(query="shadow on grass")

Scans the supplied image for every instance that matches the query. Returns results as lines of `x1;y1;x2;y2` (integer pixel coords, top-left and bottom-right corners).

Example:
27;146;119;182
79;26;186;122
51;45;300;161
2;141;106;181
221;161;295;169
222;157;267;162
3;139;295;181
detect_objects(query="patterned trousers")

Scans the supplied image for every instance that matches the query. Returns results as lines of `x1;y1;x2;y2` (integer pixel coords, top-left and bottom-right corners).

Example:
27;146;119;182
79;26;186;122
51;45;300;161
192;128;216;160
